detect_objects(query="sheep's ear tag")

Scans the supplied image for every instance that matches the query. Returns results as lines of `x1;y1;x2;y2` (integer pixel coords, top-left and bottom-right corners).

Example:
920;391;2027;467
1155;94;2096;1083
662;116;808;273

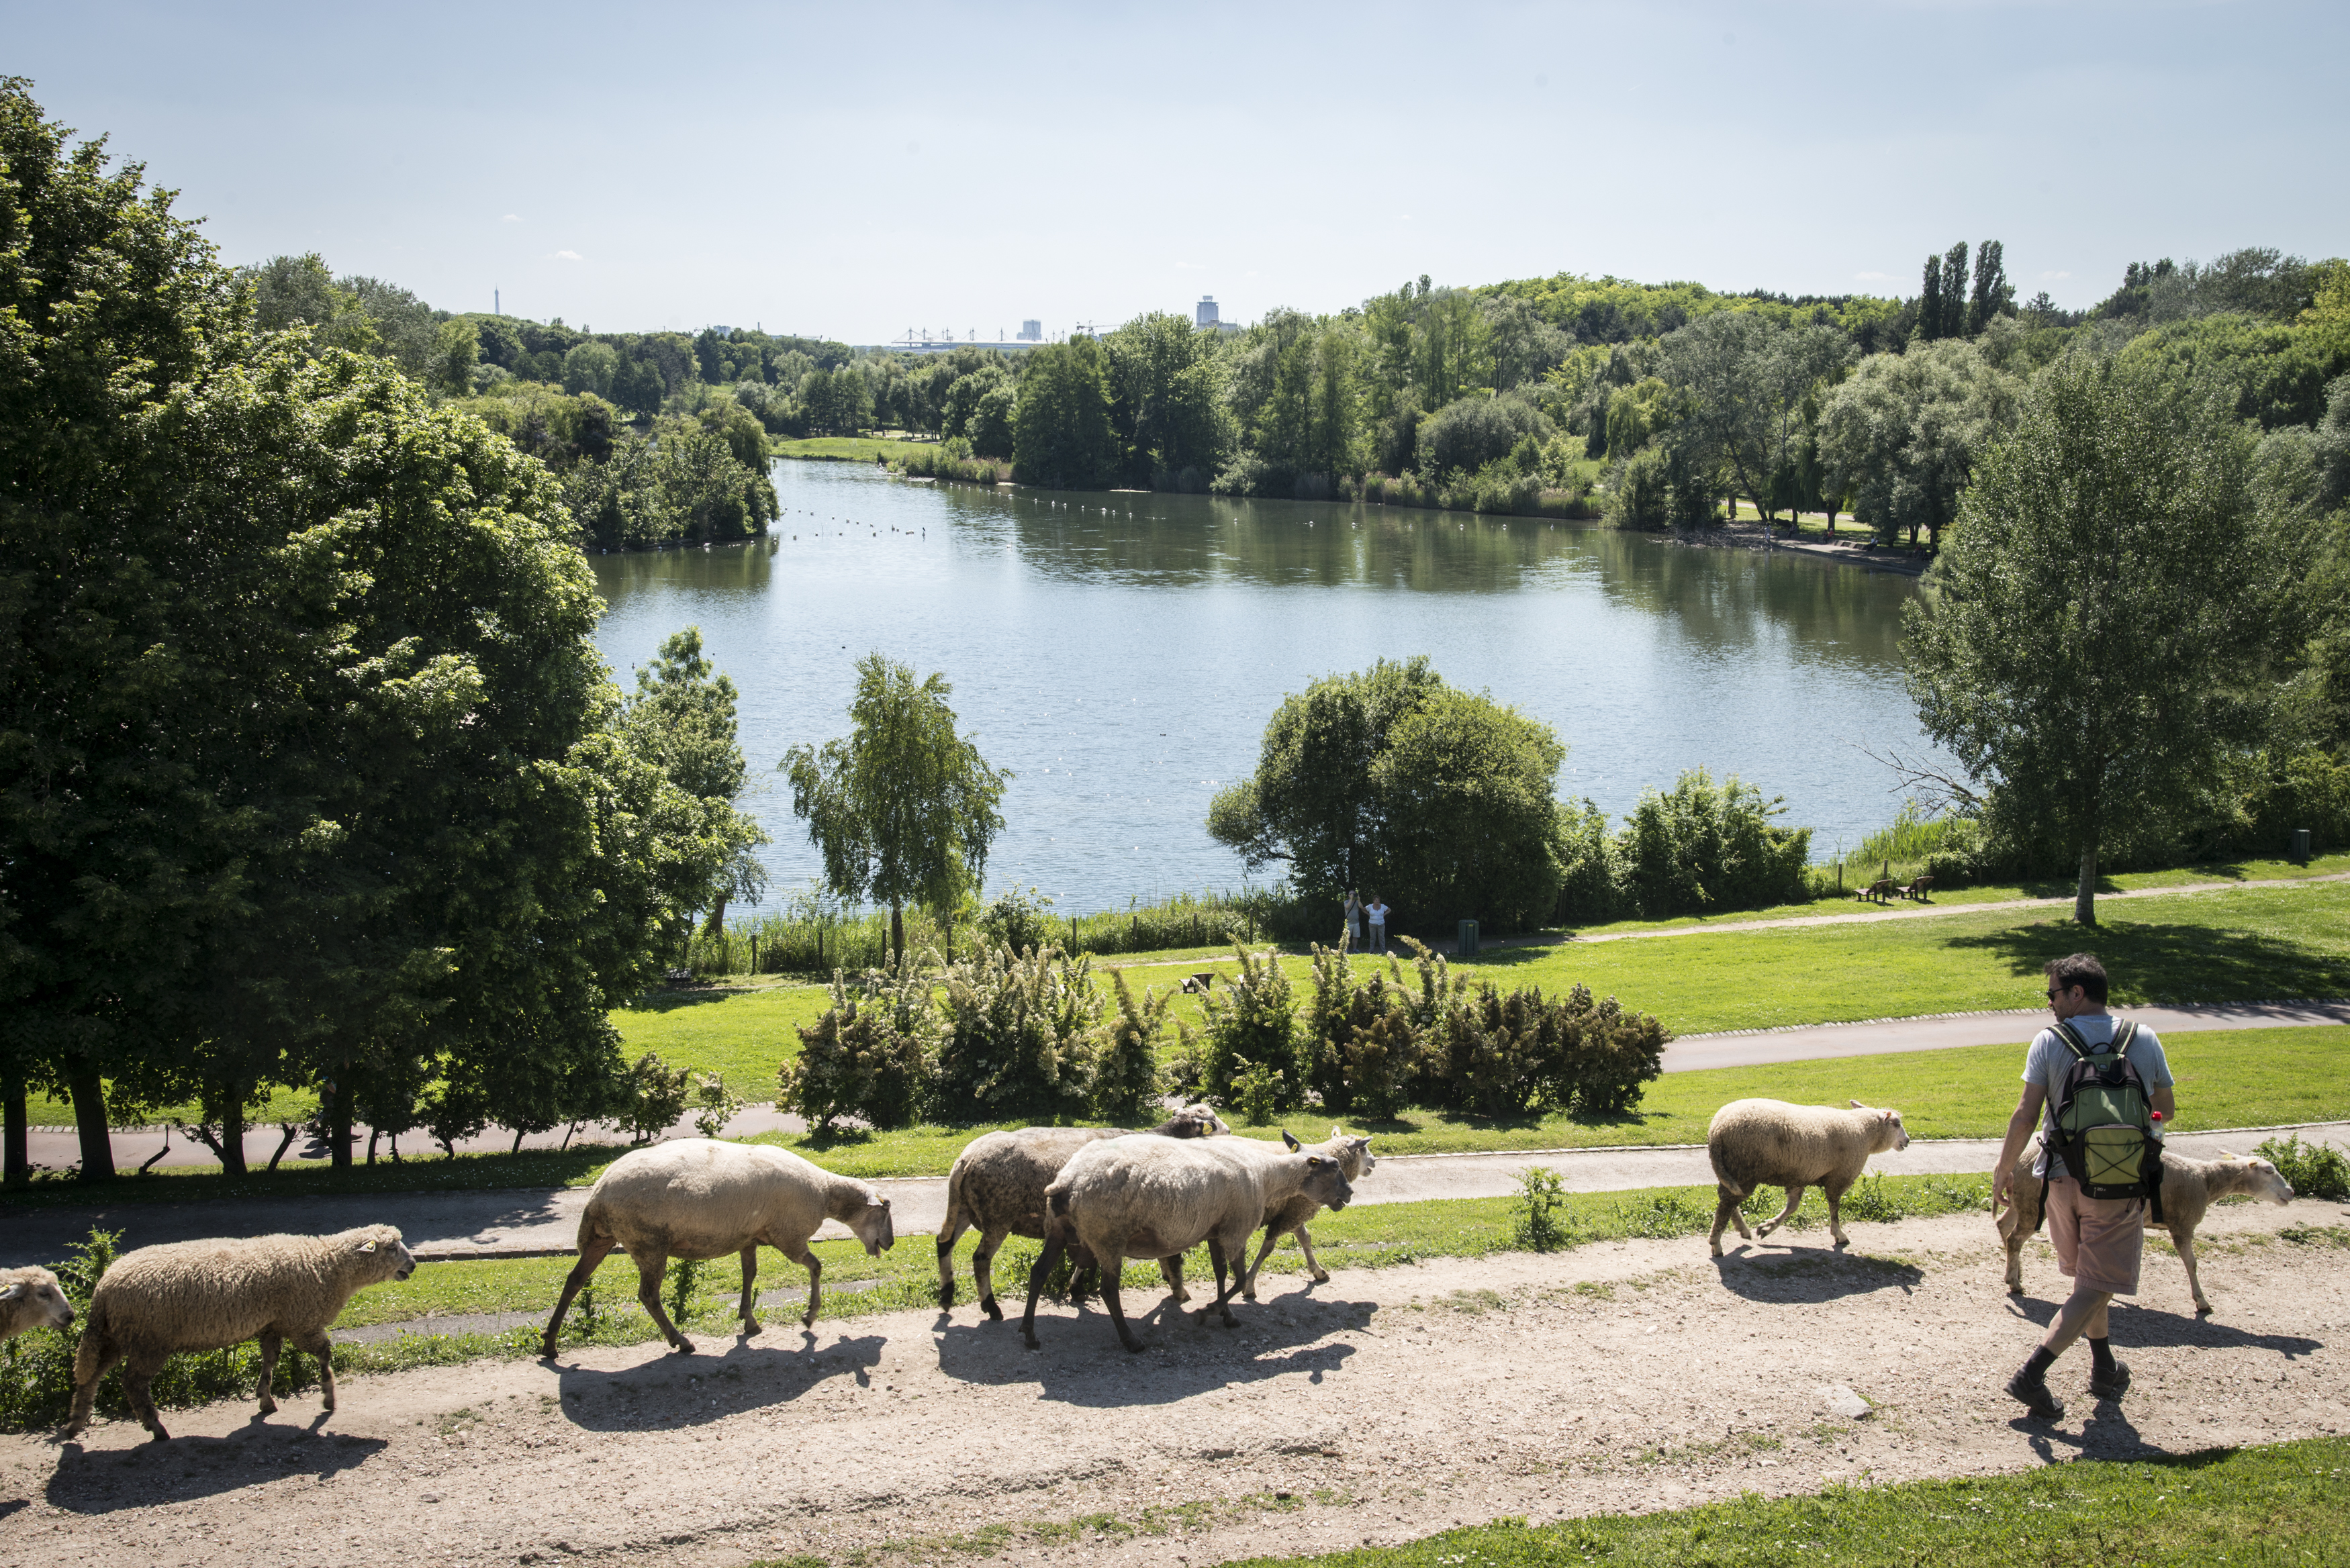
0;1283;19;1301
359;1241;377;1253
1281;1130;1301;1151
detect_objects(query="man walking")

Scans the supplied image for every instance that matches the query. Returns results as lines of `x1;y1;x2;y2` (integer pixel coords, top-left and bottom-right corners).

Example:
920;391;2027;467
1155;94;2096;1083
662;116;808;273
1991;952;2175;1420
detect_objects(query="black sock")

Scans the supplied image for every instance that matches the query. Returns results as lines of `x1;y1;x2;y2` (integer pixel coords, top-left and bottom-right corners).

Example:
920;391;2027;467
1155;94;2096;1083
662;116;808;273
2089;1336;2116;1371
2020;1346;2057;1381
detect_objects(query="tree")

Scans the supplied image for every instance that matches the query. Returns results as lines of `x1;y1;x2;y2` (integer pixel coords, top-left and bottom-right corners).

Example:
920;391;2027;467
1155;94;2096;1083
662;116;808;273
784;655;1009;964
1013;338;1115;487
1661;313;1848;524
1819;338;2020;548
242;253;379;356
618;628;770;935
1209;659;1570;930
1967;240;2013;336
433;317;479;394
1901;355;2285;923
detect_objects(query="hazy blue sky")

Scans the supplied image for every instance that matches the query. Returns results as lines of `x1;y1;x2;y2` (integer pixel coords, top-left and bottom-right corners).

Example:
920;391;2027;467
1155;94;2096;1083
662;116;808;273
8;1;2344;342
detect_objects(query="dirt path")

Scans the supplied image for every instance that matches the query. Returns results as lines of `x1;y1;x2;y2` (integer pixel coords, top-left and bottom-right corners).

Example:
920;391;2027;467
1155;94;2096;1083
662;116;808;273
9;1202;2345;1568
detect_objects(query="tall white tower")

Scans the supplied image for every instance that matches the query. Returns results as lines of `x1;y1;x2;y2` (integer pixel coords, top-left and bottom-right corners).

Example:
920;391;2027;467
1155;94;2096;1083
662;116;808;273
1196;295;1220;328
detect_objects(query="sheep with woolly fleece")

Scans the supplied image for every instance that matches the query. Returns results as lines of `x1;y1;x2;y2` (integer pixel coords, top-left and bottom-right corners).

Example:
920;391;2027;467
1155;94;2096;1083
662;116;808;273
0;1266;73;1342
1707;1098;1910;1257
1022;1135;1352;1353
935;1104;1230;1320
1996;1134;2296;1314
539;1138;894;1357
62;1224;413;1443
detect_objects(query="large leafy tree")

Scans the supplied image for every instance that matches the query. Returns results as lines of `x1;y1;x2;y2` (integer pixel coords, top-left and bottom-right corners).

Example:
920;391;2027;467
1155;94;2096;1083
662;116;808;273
1209;658;1568;930
784;655;1008;965
1013;338;1115;488
1819;338;2020;549
1662;312;1850;525
1903;355;2287;924
619;627;769;936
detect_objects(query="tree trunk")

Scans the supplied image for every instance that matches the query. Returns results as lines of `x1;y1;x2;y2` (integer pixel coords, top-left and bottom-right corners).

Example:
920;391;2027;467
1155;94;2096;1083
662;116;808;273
702;895;728;940
890;902;905;969
269;1123;299;1170
218;1085;249;1177
2075;840;2099;926
67;1069;113;1183
3;1067;28;1185
328;1079;354;1171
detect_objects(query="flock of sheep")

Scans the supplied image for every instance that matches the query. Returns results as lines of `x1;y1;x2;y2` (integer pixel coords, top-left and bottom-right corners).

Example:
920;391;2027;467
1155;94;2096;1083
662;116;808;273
4;1092;2297;1444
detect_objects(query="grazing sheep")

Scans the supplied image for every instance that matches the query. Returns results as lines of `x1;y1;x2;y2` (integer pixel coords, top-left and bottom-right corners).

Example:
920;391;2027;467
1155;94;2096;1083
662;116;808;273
0;1266;74;1341
62;1225;414;1443
1236;1128;1377;1300
1707;1098;1911;1257
539;1138;894;1357
1996;1134;2297;1315
1021;1136;1352;1353
935;1104;1230;1320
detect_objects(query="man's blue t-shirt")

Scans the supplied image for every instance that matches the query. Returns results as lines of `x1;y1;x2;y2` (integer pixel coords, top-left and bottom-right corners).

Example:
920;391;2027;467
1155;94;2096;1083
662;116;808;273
2023;1014;2174;1179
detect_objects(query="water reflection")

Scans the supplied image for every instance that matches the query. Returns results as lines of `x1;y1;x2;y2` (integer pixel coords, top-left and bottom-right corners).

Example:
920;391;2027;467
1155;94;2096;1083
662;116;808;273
588;462;1942;912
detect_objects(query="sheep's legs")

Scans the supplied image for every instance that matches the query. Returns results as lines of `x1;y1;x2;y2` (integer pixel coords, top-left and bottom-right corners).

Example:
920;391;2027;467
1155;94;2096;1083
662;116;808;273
783;1240;822;1329
737;1244;762;1334
1708;1185;1754;1256
2174;1230;2213;1315
124;1353;171;1442
1021;1228;1072;1350
973;1226;1008;1320
1295;1225;1329;1283
632;1252;692;1353
1752;1185;1806;1241
539;1233;620;1357
1098;1254;1145;1353
1824;1181;1852;1248
1160;1255;1189;1304
62;1334;124;1438
1196;1236;1242;1328
294;1329;336;1413
935;1210;970;1309
254;1330;283;1414
1241;1226;1280;1300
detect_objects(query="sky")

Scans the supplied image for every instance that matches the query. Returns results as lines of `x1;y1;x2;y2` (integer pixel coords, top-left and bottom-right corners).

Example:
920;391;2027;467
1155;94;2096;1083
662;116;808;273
8;0;2346;344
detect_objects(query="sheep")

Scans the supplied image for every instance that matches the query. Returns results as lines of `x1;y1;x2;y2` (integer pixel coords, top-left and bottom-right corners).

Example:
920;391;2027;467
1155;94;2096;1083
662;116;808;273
935;1104;1230;1320
1021;1135;1352;1353
1237;1128;1377;1300
1707;1097;1911;1257
1995;1134;2297;1315
538;1137;894;1357
62;1224;414;1443
0;1266;74;1342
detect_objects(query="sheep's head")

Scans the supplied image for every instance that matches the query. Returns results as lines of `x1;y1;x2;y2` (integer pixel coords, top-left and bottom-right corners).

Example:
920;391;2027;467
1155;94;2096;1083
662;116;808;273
1301;1154;1353;1213
2241;1156;2295;1205
1163;1104;1231;1139
1282;1126;1376;1179
352;1228;416;1281
1850;1101;1910;1152
0;1268;73;1332
849;1192;896;1257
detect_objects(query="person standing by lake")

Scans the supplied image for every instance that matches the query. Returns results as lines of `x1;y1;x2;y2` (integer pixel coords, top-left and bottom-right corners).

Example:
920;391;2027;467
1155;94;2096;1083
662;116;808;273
1364;894;1389;954
1343;890;1363;951
1991;952;2175;1420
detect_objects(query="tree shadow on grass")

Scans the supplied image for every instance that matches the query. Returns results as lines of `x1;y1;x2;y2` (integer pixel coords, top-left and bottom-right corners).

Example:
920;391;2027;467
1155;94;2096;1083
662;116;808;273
616;985;766;1016
1942;916;2350;1003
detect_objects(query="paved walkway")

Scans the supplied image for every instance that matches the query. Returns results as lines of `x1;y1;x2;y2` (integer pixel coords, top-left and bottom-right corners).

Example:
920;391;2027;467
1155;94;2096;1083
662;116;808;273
9;1116;2343;1271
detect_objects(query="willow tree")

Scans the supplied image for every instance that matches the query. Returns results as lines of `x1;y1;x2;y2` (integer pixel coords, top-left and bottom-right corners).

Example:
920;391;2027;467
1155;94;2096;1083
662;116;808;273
784;656;1008;965
1902;354;2284;924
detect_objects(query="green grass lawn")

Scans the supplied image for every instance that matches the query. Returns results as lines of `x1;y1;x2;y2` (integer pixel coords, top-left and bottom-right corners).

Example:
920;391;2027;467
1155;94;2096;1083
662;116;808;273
773;434;937;462
1223;1435;2350;1568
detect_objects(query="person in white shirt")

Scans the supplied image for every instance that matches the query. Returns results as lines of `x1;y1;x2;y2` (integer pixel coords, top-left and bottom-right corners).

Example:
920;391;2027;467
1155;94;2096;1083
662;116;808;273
1364;895;1389;954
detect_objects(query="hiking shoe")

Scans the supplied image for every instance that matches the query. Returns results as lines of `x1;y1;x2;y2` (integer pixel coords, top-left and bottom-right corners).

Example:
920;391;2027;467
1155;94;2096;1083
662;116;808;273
2089;1360;2132;1400
2004;1369;2067;1420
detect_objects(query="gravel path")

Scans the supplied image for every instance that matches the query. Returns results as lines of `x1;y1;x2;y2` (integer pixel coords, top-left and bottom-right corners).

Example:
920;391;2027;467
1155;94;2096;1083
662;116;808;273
7;1200;2344;1568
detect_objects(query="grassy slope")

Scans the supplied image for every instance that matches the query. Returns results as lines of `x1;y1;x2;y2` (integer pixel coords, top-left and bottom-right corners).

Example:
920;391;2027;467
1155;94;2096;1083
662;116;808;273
773;436;936;462
1219;1435;2350;1568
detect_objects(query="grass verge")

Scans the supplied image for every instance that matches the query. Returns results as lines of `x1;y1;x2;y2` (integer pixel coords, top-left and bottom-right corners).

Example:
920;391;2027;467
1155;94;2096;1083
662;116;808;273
1221;1434;2350;1568
773;435;936;462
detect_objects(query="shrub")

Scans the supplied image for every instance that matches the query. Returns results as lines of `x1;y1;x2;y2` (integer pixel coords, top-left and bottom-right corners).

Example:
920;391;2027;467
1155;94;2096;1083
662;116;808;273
1304;943;1421;1118
1199;943;1308;1114
1513;1167;1572;1251
1605;446;1672;529
977;885;1057;956
1092;971;1170;1126
1555;985;1670;1116
688;1071;743;1140
1617;768;1812;918
1417;395;1554;479
615;1052;692;1145
780;963;935;1131
935;940;1098;1122
2258;1134;2350;1201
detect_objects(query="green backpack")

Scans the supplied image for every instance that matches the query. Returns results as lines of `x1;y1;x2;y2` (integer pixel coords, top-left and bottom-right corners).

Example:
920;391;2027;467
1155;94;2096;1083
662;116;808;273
2044;1017;2165;1222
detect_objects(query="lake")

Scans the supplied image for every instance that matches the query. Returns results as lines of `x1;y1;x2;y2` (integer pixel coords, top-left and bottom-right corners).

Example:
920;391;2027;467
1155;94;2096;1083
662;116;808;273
590;460;1943;917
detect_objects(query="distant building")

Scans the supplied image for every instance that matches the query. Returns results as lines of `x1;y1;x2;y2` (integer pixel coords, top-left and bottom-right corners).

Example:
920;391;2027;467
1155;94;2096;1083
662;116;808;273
1195;296;1220;328
1017;319;1043;342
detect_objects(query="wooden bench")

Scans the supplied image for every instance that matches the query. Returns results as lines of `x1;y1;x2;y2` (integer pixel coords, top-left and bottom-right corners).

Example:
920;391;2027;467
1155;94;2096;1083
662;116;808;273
1852;878;1897;904
1898;875;1935;901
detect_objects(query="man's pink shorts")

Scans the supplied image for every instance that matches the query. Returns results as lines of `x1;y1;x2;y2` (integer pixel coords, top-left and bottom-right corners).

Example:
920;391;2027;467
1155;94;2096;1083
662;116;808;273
2044;1173;2145;1295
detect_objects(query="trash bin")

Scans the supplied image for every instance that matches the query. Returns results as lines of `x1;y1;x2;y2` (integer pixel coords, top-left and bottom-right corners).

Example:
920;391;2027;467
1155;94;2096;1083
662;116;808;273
2292;827;2312;864
1457;919;1479;957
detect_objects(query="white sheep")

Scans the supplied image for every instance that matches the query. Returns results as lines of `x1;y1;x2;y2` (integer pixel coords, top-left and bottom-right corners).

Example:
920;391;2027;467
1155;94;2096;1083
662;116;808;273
1707;1097;1910;1257
0;1266;74;1342
1996;1134;2297;1315
62;1224;414;1443
538;1138;895;1357
1231;1128;1376;1300
935;1105;1229;1320
1021;1135;1353;1353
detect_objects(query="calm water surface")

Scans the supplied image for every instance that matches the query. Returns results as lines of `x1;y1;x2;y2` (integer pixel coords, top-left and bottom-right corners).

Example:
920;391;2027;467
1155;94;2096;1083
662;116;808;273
590;461;1942;914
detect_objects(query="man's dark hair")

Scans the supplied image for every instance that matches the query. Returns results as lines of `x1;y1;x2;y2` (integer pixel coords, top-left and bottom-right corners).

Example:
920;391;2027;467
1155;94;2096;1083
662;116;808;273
2045;952;2108;1004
